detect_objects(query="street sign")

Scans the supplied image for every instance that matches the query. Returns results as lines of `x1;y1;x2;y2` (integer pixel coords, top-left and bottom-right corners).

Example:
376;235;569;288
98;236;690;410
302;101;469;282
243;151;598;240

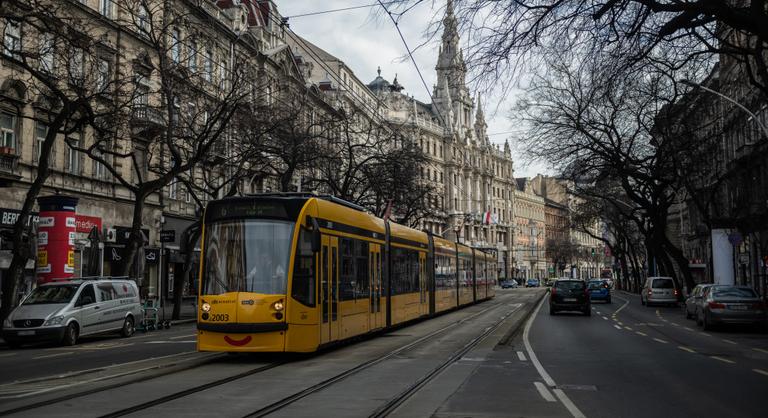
160;230;175;243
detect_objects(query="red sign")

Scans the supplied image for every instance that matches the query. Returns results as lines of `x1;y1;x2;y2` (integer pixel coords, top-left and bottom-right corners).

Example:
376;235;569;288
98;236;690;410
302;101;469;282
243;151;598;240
75;214;102;233
37;211;77;282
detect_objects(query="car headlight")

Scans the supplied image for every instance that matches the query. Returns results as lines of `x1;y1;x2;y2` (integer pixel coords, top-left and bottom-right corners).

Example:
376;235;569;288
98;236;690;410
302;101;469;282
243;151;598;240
272;301;284;311
201;302;211;312
44;315;65;326
2;318;12;328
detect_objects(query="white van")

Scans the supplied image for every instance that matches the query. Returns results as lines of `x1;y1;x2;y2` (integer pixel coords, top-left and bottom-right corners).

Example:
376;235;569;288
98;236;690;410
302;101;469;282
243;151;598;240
640;276;680;307
1;278;142;347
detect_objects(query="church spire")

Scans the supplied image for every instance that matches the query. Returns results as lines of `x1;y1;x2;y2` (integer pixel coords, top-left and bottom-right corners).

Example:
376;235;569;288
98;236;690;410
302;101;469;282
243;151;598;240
474;93;488;144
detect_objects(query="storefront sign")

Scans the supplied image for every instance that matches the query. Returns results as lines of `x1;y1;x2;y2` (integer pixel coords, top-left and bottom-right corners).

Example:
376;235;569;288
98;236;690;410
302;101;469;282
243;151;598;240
0;208;39;227
114;226;150;245
160;230;175;243
145;248;159;264
75;215;102;234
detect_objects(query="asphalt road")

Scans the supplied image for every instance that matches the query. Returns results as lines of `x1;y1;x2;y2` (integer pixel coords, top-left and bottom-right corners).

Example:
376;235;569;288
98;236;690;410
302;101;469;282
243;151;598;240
0;322;198;384
529;290;768;418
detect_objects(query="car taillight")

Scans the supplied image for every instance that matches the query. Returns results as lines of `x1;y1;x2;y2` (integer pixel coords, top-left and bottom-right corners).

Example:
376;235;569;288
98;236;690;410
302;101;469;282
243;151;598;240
674;289;679;296
647;290;653;296
708;301;726;309
551;287;556;296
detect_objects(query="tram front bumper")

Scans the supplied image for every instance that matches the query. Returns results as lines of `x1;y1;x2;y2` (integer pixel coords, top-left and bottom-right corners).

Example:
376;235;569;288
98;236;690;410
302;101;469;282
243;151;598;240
197;322;287;352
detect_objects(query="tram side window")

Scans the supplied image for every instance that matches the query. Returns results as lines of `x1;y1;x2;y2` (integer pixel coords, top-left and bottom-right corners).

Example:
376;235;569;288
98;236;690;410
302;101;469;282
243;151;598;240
340;238;355;301
355;240;369;299
291;228;316;307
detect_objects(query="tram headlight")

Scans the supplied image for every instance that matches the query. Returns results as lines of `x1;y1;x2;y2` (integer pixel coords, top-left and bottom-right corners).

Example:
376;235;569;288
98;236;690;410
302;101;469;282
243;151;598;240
202;302;211;313
272;301;284;311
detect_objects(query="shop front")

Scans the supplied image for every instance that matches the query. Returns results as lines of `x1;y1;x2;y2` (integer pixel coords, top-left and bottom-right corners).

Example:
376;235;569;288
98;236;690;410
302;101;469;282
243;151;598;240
160;216;200;303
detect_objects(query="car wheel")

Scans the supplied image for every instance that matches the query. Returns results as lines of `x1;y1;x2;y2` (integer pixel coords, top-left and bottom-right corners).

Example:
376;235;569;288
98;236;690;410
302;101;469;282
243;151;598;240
703;313;712;331
584;308;591;317
121;316;135;338
62;323;78;346
549;306;556;315
6;340;21;349
696;312;703;326
641;297;645;306
685;310;691;319
606;298;611;304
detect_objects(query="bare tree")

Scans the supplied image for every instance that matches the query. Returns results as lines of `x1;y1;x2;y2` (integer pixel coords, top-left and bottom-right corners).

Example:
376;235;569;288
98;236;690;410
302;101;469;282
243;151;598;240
0;0;134;320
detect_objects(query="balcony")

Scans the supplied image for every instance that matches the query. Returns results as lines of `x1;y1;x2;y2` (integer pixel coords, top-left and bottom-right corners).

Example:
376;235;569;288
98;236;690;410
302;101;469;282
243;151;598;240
131;105;166;138
0;147;20;185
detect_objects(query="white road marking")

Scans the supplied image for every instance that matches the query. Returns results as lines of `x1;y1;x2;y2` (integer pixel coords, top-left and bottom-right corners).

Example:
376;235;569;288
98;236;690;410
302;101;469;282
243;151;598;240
684;327;694;331
169;334;197;340
753;369;768;377
653;338;668;344
554;388;587;418
722;339;737;345
613;296;630;315
753;348;768;355
32;352;73;360
617;321;624;326
613;325;622;330
534;382;557;402
678;346;696;353
525;297;587;418
670;323;680;327
517;351;527;361
601;316;608;320
700;332;711;337
624;326;633;331
710;356;735;364
636;331;648;337
0;353;17;358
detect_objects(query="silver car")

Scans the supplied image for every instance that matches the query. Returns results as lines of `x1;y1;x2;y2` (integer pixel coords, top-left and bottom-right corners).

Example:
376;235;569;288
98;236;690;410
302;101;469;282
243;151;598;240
641;277;680;307
697;285;767;331
1;279;142;347
685;284;713;320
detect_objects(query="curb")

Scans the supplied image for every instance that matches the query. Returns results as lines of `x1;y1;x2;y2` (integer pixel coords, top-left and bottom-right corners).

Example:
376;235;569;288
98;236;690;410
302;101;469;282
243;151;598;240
170;318;197;325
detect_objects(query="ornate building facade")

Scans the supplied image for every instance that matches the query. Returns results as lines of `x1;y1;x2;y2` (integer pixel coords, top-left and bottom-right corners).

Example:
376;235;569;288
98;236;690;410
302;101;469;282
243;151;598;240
366;0;516;279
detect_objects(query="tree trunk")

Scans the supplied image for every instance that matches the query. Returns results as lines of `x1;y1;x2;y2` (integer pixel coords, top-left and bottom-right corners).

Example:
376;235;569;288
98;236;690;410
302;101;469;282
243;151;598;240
1;111;67;323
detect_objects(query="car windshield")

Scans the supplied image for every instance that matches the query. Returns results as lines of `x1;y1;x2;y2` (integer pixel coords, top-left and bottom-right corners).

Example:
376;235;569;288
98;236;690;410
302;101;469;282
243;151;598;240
202;219;295;295
712;287;757;299
555;281;585;291
22;285;79;304
587;282;604;290
652;279;674;289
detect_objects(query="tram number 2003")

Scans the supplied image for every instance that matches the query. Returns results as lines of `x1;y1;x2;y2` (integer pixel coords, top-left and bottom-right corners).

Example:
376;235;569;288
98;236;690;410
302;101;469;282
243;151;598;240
208;313;229;321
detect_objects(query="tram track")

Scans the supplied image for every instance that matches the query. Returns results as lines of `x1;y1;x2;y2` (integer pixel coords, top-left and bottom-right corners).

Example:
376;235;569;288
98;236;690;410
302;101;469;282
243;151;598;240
242;299;518;418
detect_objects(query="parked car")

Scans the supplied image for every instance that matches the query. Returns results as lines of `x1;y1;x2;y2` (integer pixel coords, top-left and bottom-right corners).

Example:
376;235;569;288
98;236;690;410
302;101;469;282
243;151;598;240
1;278;142;348
587;280;611;303
640;277;680;307
550;279;591;315
500;280;519;289
697;285;767;331
685;284;713;320
526;278;540;288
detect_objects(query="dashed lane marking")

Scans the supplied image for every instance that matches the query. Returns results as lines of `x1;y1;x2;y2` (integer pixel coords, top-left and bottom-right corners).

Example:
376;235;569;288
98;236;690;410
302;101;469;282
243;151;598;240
613;325;622;330
653;338;668;344
701;332;712;337
753;348;768;355
636;331;648;337
722;339;738;345
678;346;696;353
517;351;527;361
670;323;680;327
0;353;17;358
601;316;608;320
169;334;197;340
710;356;734;364
534;382;557;402
624;326;633;331
32;352;73;360
753;369;768;377
684;327;694;331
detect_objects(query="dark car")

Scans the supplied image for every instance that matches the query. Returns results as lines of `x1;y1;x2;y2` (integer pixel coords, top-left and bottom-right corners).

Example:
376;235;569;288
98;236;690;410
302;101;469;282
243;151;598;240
697;285;767;331
500;280;518;289
526;278;540;288
550;280;591;316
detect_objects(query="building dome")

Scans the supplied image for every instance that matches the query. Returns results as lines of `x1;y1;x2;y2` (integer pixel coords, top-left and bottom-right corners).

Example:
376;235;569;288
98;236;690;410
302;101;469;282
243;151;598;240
367;67;391;93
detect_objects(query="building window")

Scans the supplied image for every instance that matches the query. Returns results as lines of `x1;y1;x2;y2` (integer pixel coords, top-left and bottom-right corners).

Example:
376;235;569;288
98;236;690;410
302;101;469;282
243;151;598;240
0;113;16;151
266;85;273;105
3;19;21;59
188;40;197;71
35;122;48;162
185;185;192;203
96;57;110;92
65;135;81;175
93;145;106;179
39;33;54;72
69;48;85;82
99;0;113;18
137;4;149;34
204;48;213;82
171;28;181;64
168;180;178;199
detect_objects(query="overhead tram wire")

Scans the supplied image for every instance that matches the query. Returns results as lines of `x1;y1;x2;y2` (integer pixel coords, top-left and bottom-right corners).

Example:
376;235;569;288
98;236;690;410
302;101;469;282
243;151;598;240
284;2;402;19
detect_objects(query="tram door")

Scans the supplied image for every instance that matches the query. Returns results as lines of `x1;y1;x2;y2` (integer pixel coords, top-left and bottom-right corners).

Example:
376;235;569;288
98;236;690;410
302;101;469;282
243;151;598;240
369;244;384;330
419;252;428;316
320;236;341;344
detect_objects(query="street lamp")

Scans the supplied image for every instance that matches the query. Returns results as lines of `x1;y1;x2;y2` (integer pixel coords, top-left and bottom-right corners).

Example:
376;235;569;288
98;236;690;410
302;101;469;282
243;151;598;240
680;79;768;143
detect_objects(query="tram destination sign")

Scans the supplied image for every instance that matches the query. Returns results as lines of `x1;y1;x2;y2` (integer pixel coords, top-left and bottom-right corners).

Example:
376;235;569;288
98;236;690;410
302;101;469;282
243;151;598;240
207;200;289;221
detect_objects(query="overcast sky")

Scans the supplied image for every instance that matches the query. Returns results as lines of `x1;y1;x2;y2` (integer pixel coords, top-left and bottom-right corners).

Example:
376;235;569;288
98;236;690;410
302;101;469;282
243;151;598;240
278;1;548;178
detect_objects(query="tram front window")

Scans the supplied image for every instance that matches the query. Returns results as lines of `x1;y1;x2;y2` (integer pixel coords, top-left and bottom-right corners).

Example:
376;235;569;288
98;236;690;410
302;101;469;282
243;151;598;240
202;220;294;295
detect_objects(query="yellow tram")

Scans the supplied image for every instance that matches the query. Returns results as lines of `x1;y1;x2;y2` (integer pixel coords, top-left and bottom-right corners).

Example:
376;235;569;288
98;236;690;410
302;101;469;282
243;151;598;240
196;194;497;352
